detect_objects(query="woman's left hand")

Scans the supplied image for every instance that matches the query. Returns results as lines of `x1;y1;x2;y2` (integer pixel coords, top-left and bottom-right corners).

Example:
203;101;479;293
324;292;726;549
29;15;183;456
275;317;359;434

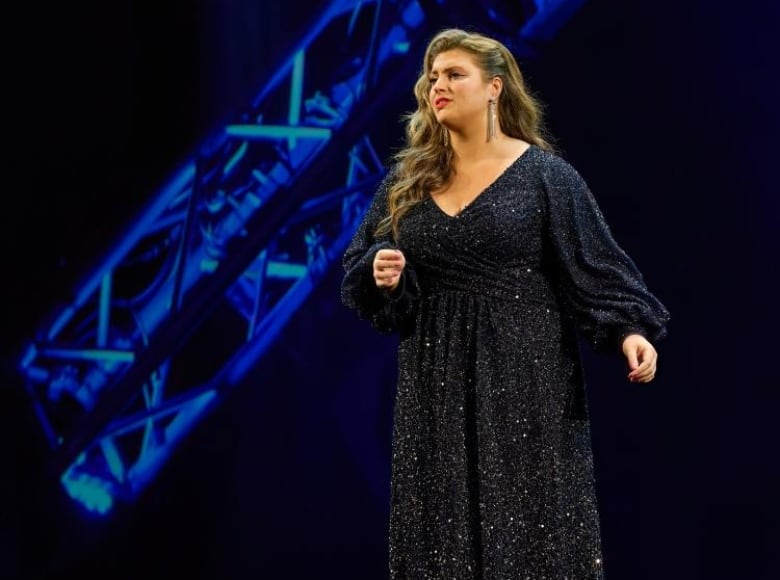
621;334;658;383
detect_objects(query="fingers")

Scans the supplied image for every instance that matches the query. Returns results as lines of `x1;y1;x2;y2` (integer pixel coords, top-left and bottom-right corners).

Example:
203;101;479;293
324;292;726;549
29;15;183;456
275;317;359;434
373;249;406;290
625;348;639;372
627;345;658;383
622;335;659;384
623;334;658;383
628;360;656;383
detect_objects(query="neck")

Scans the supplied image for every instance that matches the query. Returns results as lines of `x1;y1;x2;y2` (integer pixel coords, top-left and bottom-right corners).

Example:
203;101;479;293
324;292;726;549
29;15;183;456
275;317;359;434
447;128;507;165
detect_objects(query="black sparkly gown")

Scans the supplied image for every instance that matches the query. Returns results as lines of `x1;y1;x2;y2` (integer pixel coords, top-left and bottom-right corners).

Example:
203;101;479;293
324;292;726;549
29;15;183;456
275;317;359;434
341;145;670;580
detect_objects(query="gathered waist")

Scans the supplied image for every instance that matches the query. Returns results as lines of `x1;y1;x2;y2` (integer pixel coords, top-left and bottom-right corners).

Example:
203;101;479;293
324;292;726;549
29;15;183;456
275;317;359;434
418;268;559;309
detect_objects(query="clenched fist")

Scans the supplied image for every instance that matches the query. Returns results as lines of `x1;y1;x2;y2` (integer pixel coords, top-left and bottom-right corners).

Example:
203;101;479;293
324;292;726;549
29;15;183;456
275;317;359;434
373;249;406;292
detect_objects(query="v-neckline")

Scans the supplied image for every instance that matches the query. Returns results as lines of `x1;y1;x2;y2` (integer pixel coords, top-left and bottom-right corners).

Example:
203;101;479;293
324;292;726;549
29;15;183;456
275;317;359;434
429;145;534;219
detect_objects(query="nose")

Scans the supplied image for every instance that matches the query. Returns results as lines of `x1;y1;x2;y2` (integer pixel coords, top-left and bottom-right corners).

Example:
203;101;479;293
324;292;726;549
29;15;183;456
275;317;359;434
431;76;447;92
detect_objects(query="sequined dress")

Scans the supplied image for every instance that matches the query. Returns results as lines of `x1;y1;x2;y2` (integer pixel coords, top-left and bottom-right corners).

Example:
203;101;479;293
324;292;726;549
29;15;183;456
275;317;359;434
341;145;669;580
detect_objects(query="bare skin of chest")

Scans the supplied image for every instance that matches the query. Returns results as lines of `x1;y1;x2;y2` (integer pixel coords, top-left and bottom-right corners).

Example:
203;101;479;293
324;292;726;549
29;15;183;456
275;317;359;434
431;160;512;216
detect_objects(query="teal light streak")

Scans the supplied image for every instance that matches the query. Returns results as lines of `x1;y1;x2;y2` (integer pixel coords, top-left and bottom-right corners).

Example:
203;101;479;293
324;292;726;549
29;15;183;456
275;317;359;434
223;141;248;176
97;272;112;347
100;438;126;484
288;50;305;149
266;261;306;279
225;125;332;140
40;348;135;363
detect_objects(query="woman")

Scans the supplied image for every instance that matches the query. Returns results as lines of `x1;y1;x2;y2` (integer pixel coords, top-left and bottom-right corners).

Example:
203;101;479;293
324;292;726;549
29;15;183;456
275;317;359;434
341;28;669;579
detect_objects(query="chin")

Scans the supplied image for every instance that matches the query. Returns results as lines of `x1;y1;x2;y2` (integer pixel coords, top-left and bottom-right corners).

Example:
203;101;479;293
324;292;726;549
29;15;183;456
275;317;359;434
435;111;453;126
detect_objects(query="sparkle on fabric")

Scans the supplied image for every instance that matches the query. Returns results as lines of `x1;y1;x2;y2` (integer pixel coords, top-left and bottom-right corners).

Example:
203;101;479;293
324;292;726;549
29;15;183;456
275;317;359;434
341;145;669;579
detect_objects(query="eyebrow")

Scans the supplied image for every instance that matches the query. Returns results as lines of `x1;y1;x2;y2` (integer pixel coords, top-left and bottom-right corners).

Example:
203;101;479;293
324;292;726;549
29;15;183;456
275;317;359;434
429;65;466;76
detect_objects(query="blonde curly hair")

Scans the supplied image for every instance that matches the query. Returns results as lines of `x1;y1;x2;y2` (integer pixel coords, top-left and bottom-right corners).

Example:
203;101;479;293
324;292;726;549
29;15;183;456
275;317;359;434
376;28;554;240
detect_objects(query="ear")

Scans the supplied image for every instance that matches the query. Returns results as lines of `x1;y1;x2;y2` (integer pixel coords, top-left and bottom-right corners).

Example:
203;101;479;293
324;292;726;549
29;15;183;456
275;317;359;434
490;76;503;100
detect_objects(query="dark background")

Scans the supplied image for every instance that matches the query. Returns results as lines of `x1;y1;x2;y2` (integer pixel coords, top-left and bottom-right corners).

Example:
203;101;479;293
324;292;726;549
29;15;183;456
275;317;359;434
2;1;779;578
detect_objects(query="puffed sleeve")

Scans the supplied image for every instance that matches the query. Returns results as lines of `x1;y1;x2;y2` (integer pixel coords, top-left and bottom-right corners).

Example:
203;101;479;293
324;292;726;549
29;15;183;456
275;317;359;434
341;170;419;334
540;155;670;351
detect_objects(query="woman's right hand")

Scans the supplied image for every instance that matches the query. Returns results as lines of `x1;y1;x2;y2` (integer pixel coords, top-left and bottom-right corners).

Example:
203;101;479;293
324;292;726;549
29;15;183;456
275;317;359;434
373;249;406;292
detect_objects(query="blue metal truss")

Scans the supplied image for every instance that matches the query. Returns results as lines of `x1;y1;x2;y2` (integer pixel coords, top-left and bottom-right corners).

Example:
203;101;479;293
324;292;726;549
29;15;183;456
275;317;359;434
16;0;586;515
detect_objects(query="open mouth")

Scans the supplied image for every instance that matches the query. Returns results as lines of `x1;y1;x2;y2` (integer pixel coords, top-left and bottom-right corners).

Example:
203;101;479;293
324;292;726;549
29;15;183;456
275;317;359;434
434;98;450;109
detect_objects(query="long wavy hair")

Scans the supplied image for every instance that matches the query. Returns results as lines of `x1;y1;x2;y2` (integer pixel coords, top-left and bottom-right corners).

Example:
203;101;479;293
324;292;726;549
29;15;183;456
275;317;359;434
376;28;554;240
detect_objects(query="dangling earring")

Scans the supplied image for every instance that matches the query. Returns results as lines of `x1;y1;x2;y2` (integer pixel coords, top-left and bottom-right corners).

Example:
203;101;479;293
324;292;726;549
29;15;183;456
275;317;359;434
442;126;449;147
487;98;497;142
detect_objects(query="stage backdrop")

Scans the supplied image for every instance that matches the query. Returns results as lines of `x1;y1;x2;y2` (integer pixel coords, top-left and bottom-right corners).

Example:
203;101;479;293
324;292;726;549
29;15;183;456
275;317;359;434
2;1;778;579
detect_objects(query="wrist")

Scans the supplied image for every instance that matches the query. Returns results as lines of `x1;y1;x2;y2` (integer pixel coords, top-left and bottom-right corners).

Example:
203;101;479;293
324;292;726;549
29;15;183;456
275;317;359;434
385;273;405;301
619;330;645;350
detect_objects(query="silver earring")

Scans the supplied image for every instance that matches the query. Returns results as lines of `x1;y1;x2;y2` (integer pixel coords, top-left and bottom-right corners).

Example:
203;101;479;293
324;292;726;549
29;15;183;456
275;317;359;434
442;127;449;147
487;99;497;142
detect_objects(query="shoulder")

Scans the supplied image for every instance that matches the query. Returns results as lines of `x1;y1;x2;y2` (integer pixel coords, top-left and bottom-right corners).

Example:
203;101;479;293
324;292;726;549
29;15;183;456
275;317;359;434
376;163;401;192
368;164;395;201
527;146;585;187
